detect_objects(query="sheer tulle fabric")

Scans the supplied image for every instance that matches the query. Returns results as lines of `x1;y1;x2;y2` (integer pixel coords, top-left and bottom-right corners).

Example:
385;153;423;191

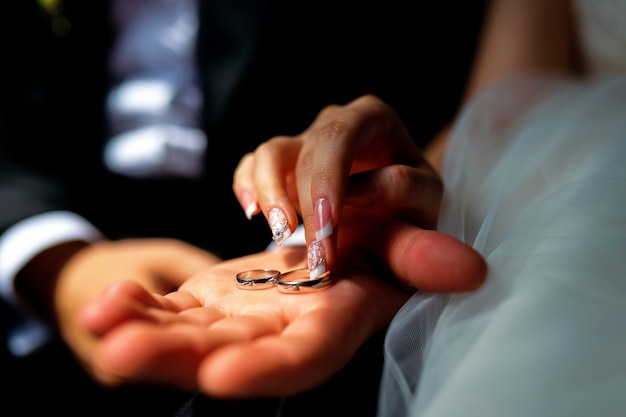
378;75;626;417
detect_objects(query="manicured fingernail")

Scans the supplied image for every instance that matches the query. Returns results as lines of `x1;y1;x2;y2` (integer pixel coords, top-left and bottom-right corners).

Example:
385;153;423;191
269;207;291;245
245;202;258;220
307;240;326;280
314;198;333;241
242;191;258;220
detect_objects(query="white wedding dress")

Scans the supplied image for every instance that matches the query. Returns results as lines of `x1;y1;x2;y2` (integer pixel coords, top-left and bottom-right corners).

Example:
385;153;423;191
378;1;626;416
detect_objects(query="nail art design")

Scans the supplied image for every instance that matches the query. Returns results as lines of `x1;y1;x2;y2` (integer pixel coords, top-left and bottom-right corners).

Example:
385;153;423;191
314;198;333;241
307;240;326;280
269;207;291;245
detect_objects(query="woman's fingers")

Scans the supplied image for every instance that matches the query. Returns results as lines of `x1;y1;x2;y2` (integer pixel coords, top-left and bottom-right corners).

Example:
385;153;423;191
233;95;429;269
233;137;302;245
344;164;443;229
295;95;425;276
334;163;485;292
232;152;260;220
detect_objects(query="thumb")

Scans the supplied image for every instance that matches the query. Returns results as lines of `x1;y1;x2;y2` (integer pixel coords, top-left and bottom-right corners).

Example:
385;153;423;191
382;223;487;292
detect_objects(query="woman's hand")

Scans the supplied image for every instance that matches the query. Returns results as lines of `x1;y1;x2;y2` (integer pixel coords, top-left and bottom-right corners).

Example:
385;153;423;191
234;94;483;290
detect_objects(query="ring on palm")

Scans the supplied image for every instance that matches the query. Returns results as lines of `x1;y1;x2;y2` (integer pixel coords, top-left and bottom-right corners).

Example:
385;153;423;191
275;268;333;293
235;268;333;293
235;269;281;289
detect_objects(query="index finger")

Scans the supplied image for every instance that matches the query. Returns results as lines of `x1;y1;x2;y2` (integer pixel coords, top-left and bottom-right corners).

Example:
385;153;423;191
297;95;424;277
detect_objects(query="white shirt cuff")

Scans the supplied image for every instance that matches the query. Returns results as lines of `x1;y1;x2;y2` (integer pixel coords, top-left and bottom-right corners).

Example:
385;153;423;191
0;211;104;307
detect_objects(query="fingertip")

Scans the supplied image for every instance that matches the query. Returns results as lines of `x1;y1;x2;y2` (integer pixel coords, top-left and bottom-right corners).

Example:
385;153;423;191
422;231;488;292
435;248;488;294
463;248;488;291
78;300;106;334
389;229;488;293
238;190;259;220
244;201;258;220
269;207;293;245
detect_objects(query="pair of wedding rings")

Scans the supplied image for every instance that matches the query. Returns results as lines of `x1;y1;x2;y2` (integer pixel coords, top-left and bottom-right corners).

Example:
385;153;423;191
235;268;333;293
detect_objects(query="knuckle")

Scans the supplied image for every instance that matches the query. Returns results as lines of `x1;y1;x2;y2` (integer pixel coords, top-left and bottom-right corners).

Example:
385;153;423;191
317;120;350;143
255;135;290;155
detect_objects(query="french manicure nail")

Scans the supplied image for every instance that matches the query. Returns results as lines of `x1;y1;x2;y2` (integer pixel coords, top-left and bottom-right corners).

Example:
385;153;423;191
242;191;258;220
245;202;258;220
314;198;333;241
